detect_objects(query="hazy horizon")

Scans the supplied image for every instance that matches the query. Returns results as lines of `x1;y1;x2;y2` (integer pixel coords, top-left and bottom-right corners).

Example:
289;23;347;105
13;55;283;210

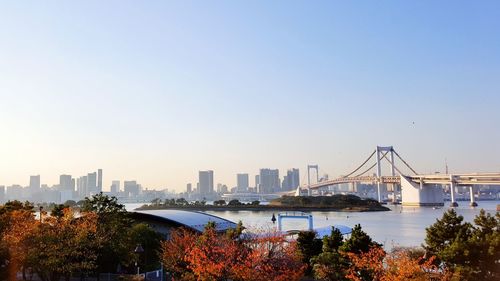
1;1;499;191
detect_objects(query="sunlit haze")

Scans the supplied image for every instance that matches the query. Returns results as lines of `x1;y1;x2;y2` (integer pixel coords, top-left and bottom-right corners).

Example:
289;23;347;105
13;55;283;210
1;1;499;191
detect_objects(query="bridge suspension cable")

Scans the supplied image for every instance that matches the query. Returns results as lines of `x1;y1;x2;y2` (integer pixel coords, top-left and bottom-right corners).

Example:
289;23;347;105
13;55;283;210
353;151;390;177
392;150;418;175
342;150;376;178
381;153;404;176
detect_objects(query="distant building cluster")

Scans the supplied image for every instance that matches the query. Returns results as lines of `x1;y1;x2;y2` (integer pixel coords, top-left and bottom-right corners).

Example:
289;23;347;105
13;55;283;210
182;168;301;201
0;169;175;204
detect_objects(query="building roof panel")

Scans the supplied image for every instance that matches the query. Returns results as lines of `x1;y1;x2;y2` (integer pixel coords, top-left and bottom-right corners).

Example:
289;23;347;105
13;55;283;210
133;209;237;232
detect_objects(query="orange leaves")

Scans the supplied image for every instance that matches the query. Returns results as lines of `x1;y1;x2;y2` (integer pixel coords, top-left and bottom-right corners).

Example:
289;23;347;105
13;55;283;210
1;207;100;281
160;228;306;281
345;246;451;281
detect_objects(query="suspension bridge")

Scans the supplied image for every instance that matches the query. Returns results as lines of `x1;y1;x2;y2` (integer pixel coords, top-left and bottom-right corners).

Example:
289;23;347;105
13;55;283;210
297;146;500;207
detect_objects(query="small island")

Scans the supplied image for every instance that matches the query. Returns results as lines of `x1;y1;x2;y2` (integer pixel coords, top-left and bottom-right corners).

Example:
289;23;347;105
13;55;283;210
136;194;390;212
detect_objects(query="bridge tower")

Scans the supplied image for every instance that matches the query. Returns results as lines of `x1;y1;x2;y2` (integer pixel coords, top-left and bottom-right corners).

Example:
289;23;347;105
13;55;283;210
375;146;396;202
307;165;319;196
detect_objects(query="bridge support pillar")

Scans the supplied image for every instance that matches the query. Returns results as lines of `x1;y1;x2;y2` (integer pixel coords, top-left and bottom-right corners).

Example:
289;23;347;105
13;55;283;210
400;176;444;207
377;182;382;203
469;186;478;207
449;176;458;207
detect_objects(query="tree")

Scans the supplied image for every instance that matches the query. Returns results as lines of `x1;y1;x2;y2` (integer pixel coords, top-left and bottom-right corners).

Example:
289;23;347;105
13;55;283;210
345;247;450;281
21;209;100;281
50;204;68;219
160;227;306;281
1;209;38;281
176;198;188;206
424;209;500;280
81;193;134;274
311;227;350;281
296;231;322;272
128;223;163;272
228;199;241;206
151;198;162;206
213;200;227;206
161;228;197;280
341;224;380;254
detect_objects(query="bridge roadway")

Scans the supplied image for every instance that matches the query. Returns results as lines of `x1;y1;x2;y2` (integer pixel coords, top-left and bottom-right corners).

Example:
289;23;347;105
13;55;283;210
306;173;500;190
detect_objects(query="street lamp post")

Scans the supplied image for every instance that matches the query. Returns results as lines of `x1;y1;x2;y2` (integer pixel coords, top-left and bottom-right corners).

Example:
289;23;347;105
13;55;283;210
134;244;144;276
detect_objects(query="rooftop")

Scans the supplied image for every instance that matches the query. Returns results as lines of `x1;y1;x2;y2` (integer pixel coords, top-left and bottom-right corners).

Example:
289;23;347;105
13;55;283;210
133;209;237;232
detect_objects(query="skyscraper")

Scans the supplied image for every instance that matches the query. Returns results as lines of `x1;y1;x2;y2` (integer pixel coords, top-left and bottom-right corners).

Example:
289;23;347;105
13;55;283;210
124;181;140;197
97;169;103;193
29;175;40;191
111;180;120;194
87;172;97;195
258;169;280;193
0;186;5;203
77;176;88;197
282;168;300;191
199;170;214;195
237;173;249;192
186;183;192;193
59;174;74;191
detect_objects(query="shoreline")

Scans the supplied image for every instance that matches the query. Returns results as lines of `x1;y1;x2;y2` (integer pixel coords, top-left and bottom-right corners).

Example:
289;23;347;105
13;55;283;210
135;205;391;212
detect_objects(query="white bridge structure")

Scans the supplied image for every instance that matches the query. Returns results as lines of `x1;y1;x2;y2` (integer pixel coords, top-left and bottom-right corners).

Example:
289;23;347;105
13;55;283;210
297;146;500;207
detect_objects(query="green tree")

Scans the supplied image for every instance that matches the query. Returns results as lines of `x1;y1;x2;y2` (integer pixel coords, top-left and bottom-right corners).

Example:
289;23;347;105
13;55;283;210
467;210;500;279
226;221;244;240
128;223;163;272
424;209;472;267
176;198;188;206
296;231;323;267
228;199;241;206
214;200;227;206
50;204;68;219
81;193;134;275
311;227;349;281
425;209;500;280
340;224;380;254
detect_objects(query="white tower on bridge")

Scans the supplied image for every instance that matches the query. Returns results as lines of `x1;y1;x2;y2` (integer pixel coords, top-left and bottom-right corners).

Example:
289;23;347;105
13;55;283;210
307;165;319;196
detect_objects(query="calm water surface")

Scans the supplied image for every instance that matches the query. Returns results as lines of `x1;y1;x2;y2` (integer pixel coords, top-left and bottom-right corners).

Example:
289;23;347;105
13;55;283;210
127;201;499;248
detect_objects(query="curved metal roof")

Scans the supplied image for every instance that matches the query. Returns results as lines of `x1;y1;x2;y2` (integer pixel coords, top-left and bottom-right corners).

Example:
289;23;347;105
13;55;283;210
133;209;237;232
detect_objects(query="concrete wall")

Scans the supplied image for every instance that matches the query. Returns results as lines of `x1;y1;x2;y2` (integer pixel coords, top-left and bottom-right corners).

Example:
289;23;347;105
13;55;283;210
401;176;444;206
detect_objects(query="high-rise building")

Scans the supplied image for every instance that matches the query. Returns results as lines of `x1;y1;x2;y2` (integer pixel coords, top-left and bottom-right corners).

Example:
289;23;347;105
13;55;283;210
97;169;103;193
258;169;280;193
0;186;5;203
77;176;88;197
282;169;300;191
186;183;192;193
87;172;97;195
59;175;74;191
124;181;140;197
29;175;40;191
255;175;260;189
111;180;120;194
237;173;249;192
199;170;214;195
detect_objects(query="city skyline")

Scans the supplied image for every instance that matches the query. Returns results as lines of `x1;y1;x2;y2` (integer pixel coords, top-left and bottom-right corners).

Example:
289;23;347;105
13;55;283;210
1;1;500;190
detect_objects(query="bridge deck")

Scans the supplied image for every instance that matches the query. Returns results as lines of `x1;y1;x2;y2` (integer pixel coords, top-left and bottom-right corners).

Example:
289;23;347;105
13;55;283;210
304;173;500;190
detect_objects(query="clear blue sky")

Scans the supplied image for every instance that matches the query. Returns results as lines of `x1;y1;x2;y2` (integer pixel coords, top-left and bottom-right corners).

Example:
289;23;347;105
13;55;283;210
1;1;499;190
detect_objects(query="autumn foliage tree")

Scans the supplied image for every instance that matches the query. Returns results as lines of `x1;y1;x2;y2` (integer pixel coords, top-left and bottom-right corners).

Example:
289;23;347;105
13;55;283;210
161;225;306;281
345;247;451;281
1;206;100;281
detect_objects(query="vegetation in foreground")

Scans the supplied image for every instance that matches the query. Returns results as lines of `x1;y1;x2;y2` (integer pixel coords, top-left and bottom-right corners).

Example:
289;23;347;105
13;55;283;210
0;193;498;281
